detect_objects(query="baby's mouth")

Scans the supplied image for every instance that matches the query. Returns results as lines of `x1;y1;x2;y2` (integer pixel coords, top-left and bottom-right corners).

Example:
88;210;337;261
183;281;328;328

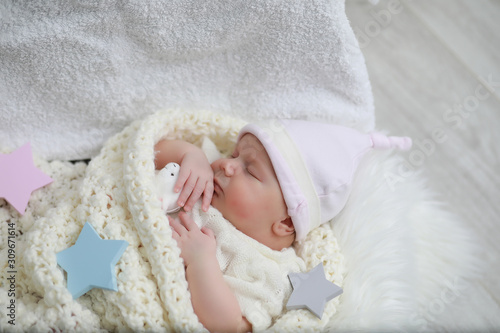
213;177;223;195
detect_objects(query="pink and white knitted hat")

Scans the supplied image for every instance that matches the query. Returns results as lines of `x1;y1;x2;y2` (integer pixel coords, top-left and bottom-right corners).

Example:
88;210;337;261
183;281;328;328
238;119;412;241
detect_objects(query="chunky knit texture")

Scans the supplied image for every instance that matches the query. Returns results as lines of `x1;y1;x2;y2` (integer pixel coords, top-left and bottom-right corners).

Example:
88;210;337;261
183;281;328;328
0;110;344;332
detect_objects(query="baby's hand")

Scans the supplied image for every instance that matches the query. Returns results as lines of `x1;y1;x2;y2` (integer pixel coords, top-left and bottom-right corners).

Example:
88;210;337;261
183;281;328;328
176;149;214;212
169;211;216;267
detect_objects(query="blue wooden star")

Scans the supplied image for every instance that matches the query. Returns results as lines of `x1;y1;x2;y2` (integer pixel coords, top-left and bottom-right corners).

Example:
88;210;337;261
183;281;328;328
56;222;128;299
286;263;343;319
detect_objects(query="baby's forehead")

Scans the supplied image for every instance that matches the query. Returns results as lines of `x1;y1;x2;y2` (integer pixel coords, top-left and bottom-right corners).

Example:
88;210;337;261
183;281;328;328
236;134;275;169
236;133;266;152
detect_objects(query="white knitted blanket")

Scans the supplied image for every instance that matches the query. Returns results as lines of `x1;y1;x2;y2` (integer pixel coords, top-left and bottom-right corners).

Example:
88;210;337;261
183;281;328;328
0;110;344;332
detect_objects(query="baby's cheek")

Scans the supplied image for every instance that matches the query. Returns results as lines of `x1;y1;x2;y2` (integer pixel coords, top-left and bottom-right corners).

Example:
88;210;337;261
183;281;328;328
226;195;254;220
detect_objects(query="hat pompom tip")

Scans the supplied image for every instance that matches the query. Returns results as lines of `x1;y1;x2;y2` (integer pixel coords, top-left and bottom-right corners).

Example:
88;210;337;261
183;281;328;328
371;132;412;151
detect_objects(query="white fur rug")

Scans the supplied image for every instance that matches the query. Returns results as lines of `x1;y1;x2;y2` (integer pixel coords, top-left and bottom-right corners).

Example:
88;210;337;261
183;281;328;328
325;150;483;332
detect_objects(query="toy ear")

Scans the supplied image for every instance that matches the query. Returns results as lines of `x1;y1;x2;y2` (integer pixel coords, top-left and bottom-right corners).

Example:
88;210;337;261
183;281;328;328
272;217;295;237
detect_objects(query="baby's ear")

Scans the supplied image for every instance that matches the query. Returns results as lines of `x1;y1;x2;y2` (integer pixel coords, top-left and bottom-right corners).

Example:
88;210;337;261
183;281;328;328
272;217;295;237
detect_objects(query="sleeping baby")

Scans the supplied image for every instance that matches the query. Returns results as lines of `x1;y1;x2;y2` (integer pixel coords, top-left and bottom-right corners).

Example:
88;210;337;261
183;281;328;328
154;119;411;333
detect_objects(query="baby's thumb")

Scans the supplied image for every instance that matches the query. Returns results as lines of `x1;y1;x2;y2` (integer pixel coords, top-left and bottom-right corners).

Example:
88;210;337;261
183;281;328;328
201;226;215;238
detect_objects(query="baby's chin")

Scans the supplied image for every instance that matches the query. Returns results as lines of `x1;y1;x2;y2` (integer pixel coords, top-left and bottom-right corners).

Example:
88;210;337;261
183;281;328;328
209;196;234;226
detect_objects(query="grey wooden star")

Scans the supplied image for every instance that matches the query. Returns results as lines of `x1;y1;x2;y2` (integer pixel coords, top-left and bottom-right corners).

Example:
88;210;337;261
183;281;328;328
286;263;343;319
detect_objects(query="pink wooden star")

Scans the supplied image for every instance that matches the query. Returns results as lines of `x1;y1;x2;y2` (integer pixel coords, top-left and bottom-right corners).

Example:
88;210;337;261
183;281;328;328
0;143;53;215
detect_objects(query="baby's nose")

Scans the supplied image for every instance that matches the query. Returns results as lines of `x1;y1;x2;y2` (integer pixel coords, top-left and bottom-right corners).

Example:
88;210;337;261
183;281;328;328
220;158;240;176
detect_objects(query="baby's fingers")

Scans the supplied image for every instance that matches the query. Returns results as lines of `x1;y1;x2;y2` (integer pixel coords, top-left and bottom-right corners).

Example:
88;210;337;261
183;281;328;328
184;181;207;211
168;216;185;237
174;167;191;194
201;226;215;239
201;181;214;212
178;211;199;231
177;175;198;209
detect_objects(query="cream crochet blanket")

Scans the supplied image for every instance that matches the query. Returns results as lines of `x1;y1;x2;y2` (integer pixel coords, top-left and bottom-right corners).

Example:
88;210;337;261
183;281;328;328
0;110;344;332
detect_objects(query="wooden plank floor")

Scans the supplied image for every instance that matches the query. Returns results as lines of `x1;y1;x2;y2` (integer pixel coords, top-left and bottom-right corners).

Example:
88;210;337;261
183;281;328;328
346;0;500;329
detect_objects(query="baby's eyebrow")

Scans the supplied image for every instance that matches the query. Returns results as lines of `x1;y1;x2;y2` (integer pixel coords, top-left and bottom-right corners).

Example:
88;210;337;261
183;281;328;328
232;141;247;156
231;144;240;157
234;136;263;160
231;140;241;153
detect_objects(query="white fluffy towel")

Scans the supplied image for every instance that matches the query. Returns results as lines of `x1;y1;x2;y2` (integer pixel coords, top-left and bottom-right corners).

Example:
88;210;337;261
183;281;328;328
0;0;374;160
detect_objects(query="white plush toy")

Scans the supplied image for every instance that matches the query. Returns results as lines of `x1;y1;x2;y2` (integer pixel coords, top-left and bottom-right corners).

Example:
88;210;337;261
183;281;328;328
155;162;182;213
155;137;222;214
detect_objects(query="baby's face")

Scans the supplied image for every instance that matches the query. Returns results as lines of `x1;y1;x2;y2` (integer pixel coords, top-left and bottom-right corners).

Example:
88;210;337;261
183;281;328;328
211;134;289;243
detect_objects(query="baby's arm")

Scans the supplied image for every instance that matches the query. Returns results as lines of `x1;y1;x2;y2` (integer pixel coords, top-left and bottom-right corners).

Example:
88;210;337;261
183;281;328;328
169;212;252;333
154;139;213;211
